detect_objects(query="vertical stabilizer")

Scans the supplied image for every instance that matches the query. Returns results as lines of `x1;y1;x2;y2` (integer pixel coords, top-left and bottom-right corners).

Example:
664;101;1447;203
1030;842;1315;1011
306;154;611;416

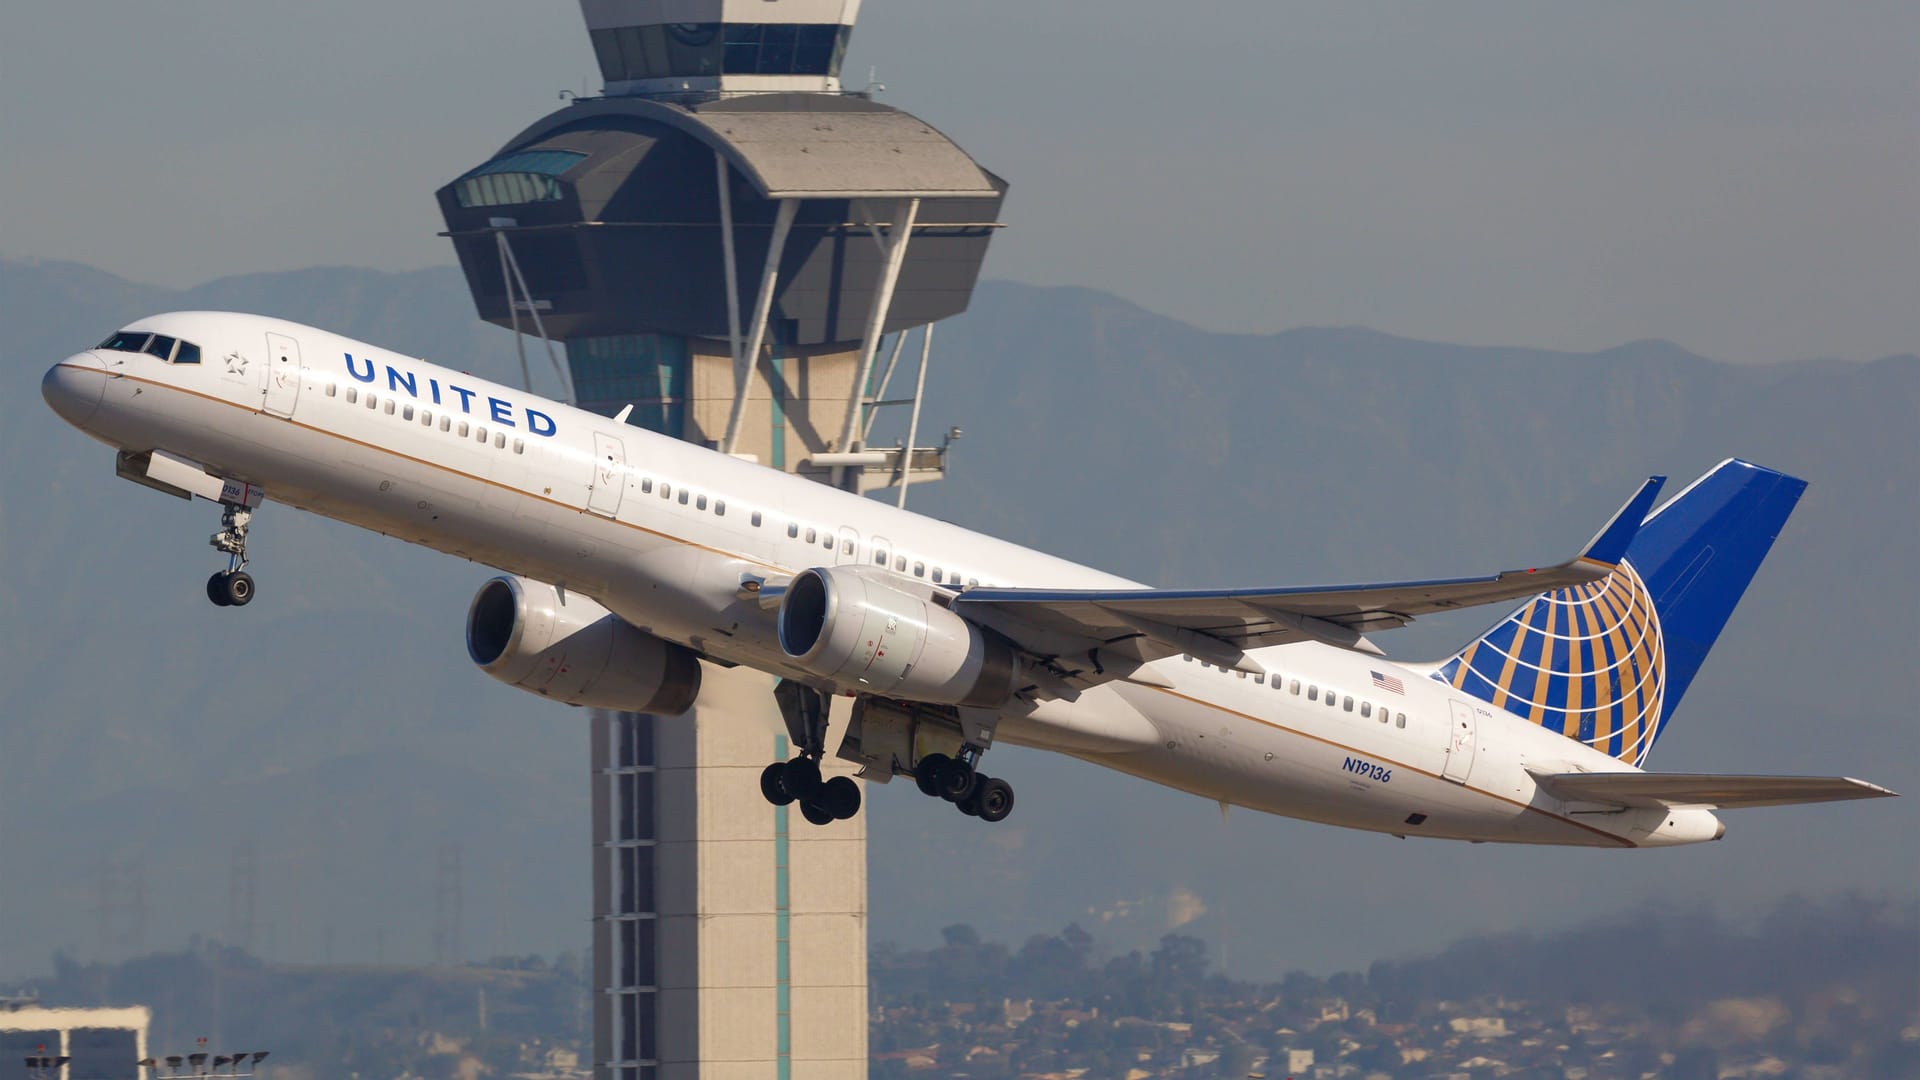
1433;460;1806;766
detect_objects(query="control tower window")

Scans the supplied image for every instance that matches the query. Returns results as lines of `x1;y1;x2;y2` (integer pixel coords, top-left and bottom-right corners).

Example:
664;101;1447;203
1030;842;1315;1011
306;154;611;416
453;150;585;210
592;24;848;81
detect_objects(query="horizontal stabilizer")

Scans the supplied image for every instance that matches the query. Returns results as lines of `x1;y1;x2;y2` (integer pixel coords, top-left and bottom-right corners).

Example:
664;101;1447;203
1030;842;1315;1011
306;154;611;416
1531;770;1898;810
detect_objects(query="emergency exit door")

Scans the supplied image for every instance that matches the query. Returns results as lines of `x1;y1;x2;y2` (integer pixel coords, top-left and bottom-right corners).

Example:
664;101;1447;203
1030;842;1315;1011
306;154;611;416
588;432;625;517
1443;699;1478;783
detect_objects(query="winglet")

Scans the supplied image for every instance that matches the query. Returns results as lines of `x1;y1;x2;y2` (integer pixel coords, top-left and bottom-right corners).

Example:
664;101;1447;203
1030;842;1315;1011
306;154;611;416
1576;475;1665;567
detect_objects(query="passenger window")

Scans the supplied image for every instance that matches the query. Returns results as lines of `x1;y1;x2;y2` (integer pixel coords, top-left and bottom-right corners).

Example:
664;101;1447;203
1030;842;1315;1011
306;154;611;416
494;431;506;449
1290;680;1300;695
1396;713;1407;729
895;556;907;572
823;533;834;550
513;439;524;454
458;421;469;437
346;387;358;403
384;399;396;415
1326;693;1338;708
144;335;177;360
805;527;816;544
175;342;201;365
1307;686;1318;701
1360;702;1372;718
714;500;725;516
1254;673;1265;685
678;490;689;505
751;511;763;527
1235;670;1246;680
476;426;488;442
641;478;652;494
914;562;925;577
932;568;944;584
439;415;451;432
326;384;337;398
660;483;671;499
874;549;888;566
788;522;799;538
968;577;979;588
402;405;414;420
696;494;707;510
843;538;855;556
367;393;378;410
1343;696;1354;711
421;409;432;425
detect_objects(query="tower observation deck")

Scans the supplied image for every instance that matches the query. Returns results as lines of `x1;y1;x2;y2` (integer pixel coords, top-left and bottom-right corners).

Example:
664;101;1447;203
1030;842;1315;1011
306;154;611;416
438;0;1006;486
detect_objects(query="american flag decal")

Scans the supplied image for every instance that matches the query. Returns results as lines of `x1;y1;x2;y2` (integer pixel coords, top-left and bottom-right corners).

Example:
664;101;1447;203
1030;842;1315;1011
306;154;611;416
1370;670;1405;695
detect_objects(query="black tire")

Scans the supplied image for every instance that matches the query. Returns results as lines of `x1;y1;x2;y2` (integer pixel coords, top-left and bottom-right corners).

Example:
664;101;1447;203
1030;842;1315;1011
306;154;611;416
760;761;796;806
914;753;950;798
799;799;835;827
935;756;978;803
975;777;1015;823
821;775;862;820
223;571;255;607
207;573;233;607
955;786;983;817
784;756;822;799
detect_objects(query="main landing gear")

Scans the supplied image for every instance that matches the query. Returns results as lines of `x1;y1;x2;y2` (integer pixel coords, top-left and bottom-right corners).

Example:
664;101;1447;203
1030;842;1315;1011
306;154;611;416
913;748;1015;824
761;681;862;826
206;501;256;608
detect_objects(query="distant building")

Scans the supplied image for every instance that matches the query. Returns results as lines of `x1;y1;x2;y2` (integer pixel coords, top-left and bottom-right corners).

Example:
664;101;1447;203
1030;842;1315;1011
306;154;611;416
0;1003;149;1080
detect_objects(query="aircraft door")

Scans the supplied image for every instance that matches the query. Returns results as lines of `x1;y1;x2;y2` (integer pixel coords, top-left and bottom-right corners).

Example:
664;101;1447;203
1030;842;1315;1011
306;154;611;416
587;432;625;518
262;332;302;418
1443;699;1478;783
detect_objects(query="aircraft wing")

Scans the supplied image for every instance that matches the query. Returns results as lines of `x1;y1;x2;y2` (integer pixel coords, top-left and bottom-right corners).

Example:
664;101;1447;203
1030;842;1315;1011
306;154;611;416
954;477;1664;692
1531;771;1899;810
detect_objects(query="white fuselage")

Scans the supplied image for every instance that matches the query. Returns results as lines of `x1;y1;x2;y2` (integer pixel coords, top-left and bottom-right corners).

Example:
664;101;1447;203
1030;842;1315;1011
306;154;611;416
45;312;1725;848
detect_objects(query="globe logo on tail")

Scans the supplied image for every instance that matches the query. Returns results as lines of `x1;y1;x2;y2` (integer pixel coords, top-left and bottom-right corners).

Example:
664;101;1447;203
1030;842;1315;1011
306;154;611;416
1437;561;1667;766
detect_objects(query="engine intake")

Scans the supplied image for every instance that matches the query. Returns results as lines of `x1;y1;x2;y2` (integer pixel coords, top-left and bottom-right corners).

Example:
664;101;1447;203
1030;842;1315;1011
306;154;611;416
777;566;1018;707
466;576;701;713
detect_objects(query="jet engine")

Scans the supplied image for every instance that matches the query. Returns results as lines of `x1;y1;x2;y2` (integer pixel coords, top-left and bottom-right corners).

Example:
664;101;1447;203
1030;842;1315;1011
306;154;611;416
466;576;701;713
777;566;1019;707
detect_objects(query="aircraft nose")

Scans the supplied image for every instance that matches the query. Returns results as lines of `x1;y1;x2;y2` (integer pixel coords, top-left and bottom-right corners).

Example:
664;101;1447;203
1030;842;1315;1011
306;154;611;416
43;352;107;426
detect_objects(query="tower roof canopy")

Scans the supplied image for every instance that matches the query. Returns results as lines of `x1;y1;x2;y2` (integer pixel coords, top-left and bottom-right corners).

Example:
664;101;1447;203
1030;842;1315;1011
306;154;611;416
502;96;998;200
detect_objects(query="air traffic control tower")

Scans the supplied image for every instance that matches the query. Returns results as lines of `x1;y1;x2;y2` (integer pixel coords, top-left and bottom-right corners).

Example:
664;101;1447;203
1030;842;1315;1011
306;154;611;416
435;4;1006;1079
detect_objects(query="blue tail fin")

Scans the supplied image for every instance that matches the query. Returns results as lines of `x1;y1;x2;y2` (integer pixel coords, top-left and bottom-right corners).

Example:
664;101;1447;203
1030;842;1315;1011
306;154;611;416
1432;460;1806;766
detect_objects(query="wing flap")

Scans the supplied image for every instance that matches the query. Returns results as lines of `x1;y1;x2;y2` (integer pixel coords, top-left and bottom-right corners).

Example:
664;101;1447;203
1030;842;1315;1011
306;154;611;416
1532;771;1899;810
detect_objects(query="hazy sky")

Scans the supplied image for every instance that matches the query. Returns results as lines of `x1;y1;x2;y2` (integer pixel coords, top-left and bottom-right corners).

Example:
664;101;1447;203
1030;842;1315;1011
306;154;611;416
3;2;1915;363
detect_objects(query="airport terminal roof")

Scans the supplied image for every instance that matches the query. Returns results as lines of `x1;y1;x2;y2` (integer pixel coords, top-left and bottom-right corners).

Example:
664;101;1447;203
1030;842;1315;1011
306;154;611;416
496;94;999;200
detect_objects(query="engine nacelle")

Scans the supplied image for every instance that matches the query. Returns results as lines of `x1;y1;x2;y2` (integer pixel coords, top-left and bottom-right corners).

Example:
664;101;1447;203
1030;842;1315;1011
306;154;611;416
777;566;1019;707
466;576;701;713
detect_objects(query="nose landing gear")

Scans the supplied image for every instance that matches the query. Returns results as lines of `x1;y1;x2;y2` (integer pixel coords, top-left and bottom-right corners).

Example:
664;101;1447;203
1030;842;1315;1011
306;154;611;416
206;502;256;607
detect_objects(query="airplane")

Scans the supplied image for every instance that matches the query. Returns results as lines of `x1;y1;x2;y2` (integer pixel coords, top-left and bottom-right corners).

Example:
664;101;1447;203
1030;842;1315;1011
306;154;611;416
41;311;1896;845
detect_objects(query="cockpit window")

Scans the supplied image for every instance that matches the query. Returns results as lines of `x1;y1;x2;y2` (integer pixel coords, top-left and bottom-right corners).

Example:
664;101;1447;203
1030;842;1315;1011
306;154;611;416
97;330;202;364
99;331;151;352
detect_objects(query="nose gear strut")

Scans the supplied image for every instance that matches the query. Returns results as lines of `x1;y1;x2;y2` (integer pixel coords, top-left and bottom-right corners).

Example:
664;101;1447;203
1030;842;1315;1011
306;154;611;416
206;502;256;607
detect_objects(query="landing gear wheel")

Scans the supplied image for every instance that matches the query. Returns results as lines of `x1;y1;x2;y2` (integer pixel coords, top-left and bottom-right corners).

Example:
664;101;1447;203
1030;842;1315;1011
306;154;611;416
956;786;983;817
760;761;797;806
207;573;233;607
975;777;1015;823
820;775;862;820
784;756;822;800
799;799;835;826
914;753;950;798
222;571;255;607
935;756;978;803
